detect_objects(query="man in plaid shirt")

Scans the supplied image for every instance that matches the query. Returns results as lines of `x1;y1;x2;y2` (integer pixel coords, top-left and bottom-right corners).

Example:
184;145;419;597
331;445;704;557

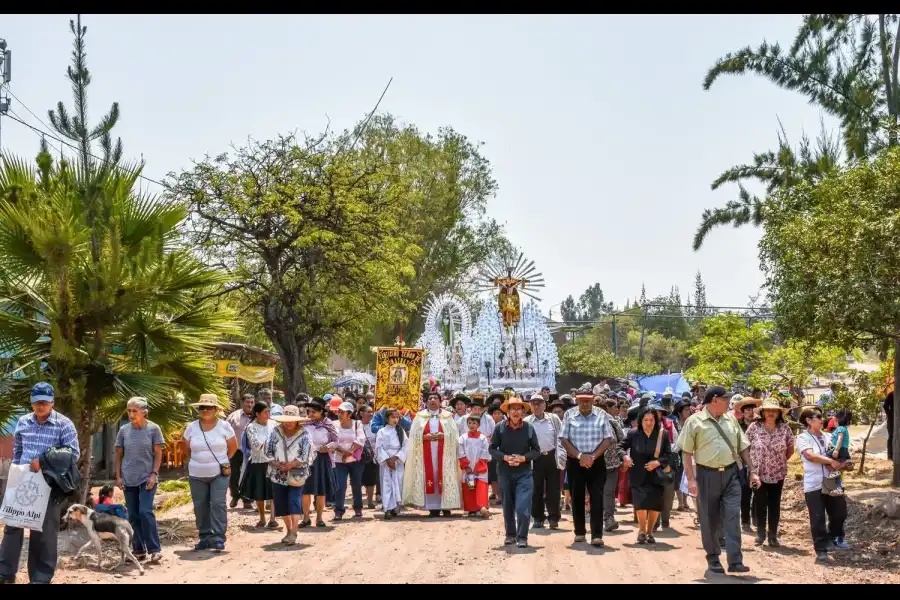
559;393;614;547
0;382;79;585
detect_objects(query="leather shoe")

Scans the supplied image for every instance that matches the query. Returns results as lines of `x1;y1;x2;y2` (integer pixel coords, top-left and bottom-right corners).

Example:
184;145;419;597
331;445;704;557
728;563;750;573
707;560;725;574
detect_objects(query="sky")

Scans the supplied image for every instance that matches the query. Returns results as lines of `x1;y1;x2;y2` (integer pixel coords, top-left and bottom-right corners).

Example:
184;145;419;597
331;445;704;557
0;15;837;316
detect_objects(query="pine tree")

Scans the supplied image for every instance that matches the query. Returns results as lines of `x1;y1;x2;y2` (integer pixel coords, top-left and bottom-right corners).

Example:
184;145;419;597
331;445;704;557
693;271;709;317
639;283;647;307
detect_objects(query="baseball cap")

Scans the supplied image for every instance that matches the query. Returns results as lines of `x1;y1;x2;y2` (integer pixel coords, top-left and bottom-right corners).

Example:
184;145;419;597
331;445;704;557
31;382;54;403
703;386;728;404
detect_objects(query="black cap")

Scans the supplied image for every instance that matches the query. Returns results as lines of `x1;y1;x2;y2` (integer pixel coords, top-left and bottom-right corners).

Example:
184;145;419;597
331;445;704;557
541;386;551;392
703;386;728;405
681;391;692;399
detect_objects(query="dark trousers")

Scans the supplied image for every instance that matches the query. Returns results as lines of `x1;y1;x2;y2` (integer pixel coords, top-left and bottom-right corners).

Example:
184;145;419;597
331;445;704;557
696;464;743;566
566;457;606;538
740;467;753;525
531;453;561;523
753;479;784;537
498;469;534;542
804;490;847;552
334;461;364;514
0;497;63;583
124;484;162;554
229;449;246;502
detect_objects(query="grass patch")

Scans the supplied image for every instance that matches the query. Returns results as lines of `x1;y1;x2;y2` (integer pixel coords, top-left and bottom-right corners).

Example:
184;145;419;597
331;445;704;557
158;479;190;493
158;490;192;513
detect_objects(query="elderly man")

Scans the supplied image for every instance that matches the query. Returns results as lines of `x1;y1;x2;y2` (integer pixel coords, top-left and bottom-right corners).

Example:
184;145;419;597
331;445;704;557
0;383;79;584
681;385;759;575
524;392;564;530
490;396;541;547
559;392;615;547
259;387;282;417
115;397;165;563
226;393;255;509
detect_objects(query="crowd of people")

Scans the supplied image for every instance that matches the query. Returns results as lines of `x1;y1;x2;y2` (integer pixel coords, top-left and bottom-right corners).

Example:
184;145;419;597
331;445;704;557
0;379;862;583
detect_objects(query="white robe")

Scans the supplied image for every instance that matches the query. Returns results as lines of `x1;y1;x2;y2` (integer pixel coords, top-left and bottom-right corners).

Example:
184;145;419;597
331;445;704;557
402;409;461;510
375;425;408;512
456;412;494;439
458;433;491;483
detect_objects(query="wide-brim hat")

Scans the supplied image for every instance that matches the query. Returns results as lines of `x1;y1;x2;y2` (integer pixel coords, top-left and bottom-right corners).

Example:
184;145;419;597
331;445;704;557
469;397;486;408
500;396;529;413
190;393;222;409
272;405;313;424
574;393;594;402
734;397;762;411
487;401;505;414
453;393;471;405
673;399;692;414
559;394;575;408
548;399;566;410
754;398;790;418
470;392;486;401
487;392;506;405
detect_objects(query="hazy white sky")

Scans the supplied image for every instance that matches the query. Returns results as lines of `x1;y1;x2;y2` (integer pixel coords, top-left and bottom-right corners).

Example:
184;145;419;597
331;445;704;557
0;15;835;314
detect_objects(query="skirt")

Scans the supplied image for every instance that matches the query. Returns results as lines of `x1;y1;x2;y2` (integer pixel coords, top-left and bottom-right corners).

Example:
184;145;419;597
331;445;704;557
272;482;303;517
302;452;336;497
240;462;273;501
631;483;663;511
362;461;379;487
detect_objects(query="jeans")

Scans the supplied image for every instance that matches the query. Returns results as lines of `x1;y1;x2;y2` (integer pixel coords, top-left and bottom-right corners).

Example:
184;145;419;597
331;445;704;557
124;483;161;554
0;497;62;583
804;490;847;552
334;461;364;514
753;479;784;537
531;453;561;523
189;475;229;545
566;457;606;538
696;464;743;566
498;468;534;542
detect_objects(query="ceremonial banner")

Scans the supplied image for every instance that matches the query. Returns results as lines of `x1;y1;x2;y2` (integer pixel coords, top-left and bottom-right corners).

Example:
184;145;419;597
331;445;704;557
374;347;424;412
205;360;276;383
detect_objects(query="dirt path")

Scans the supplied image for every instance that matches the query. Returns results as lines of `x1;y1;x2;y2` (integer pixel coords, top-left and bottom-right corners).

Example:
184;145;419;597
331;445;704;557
36;497;897;585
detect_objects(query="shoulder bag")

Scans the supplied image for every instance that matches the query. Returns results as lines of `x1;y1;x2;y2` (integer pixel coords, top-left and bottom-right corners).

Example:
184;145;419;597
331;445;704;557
277;429;308;488
807;433;843;497
358;420;375;464
200;422;231;477
653;426;674;484
707;417;748;487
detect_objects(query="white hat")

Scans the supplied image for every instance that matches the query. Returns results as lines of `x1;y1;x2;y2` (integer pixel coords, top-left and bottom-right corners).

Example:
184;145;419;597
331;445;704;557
338;401;355;413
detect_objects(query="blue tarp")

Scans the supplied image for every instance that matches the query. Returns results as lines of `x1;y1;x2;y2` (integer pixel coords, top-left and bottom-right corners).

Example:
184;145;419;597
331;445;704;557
636;373;691;397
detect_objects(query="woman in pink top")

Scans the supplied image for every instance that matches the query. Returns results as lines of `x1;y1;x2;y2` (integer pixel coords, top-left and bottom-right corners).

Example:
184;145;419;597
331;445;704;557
745;398;794;548
332;401;367;519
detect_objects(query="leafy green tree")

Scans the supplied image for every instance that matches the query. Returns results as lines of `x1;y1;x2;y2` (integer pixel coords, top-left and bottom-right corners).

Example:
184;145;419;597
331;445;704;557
560;296;578;324
559;283;614;324
685;314;773;389
169;126;422;400
760;340;848;389
0;17;232;498
827;361;893;474
692;271;710;317
558;339;659;378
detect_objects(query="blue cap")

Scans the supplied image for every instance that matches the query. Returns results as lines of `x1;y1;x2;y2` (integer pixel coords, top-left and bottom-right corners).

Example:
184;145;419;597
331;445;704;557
31;382;55;403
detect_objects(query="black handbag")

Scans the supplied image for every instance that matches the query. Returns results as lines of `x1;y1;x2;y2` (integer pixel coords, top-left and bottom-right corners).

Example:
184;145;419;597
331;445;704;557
654;427;674;485
358;421;375;464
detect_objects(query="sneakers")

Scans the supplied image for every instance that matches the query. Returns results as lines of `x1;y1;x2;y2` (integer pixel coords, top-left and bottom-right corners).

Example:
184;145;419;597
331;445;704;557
516;539;528;548
212;540;225;552
590;537;604;547
707;560;725;574
573;535;586;543
832;537;851;550
281;531;297;545
504;536;515;546
193;540;209;551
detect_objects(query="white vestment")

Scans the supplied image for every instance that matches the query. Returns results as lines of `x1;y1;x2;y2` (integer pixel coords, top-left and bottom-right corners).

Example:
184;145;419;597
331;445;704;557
402;409;461;510
375;425;409;512
458;433;491;483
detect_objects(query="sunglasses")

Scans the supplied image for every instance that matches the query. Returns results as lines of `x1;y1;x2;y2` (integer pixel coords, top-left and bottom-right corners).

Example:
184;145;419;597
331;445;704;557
809;414;823;420
198;406;217;411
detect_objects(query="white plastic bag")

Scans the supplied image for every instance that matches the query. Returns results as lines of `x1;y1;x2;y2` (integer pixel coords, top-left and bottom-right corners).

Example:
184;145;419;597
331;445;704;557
0;463;52;531
679;469;697;498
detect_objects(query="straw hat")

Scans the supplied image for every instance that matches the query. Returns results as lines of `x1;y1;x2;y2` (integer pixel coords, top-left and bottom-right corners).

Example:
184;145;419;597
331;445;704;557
733;397;761;411
754;397;790;418
190;393;222;409
500;395;528;413
271;404;312;424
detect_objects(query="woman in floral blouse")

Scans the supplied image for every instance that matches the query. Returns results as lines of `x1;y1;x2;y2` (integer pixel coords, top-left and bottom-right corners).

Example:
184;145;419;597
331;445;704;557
745;398;794;547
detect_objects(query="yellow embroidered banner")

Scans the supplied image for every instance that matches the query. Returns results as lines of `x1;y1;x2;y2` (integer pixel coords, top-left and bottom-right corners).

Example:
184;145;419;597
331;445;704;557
374;347;424;412
205;360;276;384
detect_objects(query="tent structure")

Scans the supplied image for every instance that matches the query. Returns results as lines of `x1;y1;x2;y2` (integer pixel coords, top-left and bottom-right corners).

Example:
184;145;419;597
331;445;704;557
636;373;691;398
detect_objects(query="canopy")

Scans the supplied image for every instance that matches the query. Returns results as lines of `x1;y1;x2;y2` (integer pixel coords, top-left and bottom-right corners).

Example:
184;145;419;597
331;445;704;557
334;371;376;388
636;373;691;398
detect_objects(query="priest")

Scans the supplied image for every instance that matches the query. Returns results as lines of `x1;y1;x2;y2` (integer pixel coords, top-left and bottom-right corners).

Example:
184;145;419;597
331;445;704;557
402;391;462;516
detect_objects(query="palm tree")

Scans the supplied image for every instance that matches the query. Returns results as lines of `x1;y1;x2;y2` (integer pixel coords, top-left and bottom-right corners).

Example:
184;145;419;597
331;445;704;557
0;16;236;498
693;14;899;250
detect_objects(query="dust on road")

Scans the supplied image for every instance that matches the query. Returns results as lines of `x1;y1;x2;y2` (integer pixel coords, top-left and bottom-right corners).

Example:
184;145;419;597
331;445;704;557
44;500;898;585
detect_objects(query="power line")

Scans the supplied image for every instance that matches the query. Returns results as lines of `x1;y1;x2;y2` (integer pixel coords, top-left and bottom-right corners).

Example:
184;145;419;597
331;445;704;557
2;111;167;188
3;85;54;137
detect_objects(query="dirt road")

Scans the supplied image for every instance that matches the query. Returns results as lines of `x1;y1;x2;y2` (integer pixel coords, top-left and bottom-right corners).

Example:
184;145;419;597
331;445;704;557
37;496;897;585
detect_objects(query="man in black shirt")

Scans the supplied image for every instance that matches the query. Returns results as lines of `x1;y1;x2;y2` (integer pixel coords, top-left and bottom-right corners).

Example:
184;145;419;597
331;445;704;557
489;396;541;548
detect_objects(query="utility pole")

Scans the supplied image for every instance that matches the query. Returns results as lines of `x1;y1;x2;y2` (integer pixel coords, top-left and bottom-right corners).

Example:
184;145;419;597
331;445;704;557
0;38;11;153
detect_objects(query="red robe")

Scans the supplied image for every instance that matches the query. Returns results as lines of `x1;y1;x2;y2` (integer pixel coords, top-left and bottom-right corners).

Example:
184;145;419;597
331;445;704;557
423;419;444;495
458;440;489;512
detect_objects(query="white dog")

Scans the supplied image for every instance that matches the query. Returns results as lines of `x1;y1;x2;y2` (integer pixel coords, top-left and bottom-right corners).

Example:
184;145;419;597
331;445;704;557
64;503;144;575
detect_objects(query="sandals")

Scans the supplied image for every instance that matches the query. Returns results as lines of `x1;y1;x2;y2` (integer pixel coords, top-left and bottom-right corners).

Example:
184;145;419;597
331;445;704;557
254;520;266;528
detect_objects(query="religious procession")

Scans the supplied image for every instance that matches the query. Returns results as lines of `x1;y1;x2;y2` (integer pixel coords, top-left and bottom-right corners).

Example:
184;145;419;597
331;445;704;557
2;14;900;586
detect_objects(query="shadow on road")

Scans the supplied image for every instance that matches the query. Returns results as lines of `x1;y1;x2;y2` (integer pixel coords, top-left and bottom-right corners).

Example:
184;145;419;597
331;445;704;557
566;543;618;554
695;572;767;584
262;542;310;552
492;544;540;554
174;549;228;561
621;542;676;551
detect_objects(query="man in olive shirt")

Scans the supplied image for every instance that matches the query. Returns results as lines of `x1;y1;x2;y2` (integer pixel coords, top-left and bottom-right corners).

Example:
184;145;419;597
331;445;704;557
681;386;760;575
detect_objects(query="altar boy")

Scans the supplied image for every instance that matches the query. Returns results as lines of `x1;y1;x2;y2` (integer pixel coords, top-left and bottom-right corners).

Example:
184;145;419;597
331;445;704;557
458;414;491;517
